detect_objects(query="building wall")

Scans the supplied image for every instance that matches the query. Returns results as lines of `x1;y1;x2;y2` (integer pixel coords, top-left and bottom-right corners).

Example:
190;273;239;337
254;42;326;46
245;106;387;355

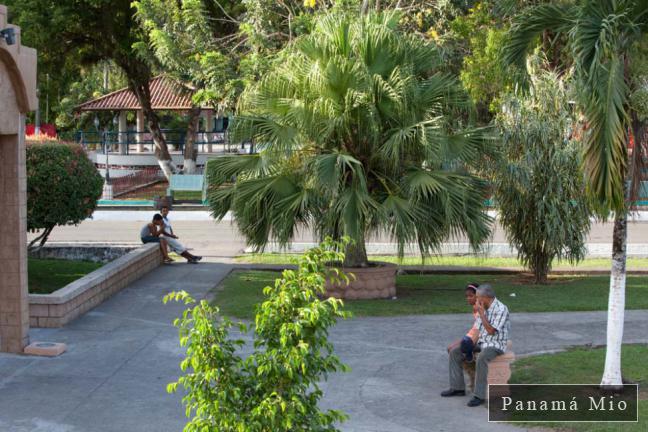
0;4;38;353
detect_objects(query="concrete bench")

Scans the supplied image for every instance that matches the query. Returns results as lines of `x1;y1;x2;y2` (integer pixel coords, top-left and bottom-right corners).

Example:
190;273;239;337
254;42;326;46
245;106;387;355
166;174;206;202
463;341;515;396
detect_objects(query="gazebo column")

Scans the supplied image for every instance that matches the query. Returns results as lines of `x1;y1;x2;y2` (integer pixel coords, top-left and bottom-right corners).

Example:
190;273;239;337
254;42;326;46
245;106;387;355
118;111;128;155
204;110;214;153
136;109;145;153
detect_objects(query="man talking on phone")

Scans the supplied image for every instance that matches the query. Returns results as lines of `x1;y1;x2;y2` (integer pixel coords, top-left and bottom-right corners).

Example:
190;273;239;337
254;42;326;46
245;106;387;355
440;284;510;407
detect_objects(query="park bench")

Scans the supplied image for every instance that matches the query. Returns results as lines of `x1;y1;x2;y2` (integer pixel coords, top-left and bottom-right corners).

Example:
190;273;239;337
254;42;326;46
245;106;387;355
463;341;515;397
166;174;206;203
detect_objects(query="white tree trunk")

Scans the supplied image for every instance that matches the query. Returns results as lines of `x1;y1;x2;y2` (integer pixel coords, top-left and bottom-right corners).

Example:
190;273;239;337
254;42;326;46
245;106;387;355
600;211;627;389
158;159;176;181
183;159;197;174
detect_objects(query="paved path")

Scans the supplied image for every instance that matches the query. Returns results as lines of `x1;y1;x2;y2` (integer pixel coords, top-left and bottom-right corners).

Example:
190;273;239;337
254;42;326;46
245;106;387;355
28;211;648;258
1;261;647;432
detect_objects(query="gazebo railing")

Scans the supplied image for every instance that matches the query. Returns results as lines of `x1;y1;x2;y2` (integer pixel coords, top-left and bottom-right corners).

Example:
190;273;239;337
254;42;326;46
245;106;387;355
73;129;236;154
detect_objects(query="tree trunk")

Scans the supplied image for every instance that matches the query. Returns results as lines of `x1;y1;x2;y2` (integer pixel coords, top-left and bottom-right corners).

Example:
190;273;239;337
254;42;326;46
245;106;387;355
600;115;643;388
532;250;550;284
27;225;54;252
343;239;369;268
600;208;627;389
183;106;201;174
127;77;177;179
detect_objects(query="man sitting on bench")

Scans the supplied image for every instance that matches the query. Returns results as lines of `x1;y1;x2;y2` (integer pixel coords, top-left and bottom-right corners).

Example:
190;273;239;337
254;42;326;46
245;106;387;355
441;284;510;407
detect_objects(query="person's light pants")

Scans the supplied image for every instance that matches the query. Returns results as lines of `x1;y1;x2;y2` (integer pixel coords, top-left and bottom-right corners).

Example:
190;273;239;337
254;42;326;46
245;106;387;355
162;236;186;254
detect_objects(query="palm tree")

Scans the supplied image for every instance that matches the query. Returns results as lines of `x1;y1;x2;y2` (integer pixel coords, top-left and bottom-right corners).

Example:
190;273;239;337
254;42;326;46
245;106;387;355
503;0;648;389
207;11;494;268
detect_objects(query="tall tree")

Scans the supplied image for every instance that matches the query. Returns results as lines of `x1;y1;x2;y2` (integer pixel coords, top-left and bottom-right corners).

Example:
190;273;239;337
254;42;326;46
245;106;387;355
504;0;648;388
133;0;243;173
7;0;177;177
207;11;493;267
4;0;84;127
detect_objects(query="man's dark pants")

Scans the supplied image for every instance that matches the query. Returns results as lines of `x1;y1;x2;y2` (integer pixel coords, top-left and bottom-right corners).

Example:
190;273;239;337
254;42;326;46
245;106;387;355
448;345;503;399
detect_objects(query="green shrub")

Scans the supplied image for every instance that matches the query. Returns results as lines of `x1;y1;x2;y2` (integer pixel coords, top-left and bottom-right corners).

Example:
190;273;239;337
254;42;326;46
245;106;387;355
27;142;103;249
165;239;350;431
494;70;592;283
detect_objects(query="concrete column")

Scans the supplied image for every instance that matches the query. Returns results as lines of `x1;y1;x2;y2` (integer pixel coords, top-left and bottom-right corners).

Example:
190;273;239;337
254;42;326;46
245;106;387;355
204;110;214;153
0;119;30;353
136;109;145;153
118;111;128;155
0;4;37;354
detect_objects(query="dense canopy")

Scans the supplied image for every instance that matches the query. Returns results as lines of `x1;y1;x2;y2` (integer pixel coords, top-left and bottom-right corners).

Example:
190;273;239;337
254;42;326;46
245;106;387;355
207;12;494;266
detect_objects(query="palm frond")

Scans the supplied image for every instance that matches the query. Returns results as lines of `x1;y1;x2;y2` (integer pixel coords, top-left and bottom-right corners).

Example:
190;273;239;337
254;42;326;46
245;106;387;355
503;3;577;68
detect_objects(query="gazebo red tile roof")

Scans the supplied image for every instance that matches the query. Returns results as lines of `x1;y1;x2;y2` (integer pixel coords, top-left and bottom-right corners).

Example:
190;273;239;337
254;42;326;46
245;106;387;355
76;76;203;111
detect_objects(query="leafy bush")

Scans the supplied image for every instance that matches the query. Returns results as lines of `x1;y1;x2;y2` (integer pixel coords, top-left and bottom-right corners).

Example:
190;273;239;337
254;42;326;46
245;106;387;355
165;239;350;431
27;142;103;249
494;70;592;283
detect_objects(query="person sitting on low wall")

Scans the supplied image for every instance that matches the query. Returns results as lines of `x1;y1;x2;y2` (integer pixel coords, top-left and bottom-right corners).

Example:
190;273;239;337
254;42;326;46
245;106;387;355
446;282;480;362
159;206;202;264
441;284;510;407
140;214;173;264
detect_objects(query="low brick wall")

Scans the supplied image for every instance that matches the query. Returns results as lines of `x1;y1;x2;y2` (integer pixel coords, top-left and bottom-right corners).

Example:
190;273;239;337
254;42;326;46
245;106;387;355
29;243;162;328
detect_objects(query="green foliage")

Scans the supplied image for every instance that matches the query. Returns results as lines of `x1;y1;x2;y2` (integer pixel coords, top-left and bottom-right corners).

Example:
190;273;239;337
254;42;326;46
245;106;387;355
133;0;244;111
503;0;648;213
5;0;155;131
207;11;493;267
26;143;103;247
4;0;85;127
56;62;128;130
494;70;592;283
455;3;514;116
165;239;350;432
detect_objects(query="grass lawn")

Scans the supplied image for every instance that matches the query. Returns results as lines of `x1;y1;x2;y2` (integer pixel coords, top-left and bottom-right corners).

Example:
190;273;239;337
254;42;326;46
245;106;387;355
212;271;648;319
235;254;648;270
172;190;204;201
510;345;647;431
28;258;102;294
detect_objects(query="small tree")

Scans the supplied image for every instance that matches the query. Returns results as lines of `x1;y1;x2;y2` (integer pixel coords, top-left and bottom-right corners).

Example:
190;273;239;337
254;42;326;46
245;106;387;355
494;70;592;283
165;239;350;431
27;142;103;250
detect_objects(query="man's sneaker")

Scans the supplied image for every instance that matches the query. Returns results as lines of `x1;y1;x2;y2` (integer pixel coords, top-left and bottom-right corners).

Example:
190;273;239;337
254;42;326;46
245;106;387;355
188;258;199;264
467;397;484;407
440;389;466;397
194;256;203;262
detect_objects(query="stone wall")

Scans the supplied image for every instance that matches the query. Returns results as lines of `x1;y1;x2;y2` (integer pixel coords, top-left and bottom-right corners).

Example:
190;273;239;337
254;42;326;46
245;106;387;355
29;243;162;328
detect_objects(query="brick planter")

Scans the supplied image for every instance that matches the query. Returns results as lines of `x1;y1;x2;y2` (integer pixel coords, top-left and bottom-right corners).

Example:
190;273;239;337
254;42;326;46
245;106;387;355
326;262;397;299
29;243;162;327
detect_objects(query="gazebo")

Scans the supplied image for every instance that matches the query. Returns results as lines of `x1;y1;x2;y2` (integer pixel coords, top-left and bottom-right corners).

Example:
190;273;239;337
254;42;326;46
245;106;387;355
75;75;228;155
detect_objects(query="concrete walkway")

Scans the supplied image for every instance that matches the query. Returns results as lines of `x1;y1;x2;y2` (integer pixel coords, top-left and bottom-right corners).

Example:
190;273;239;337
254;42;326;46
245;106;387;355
1;261;647;432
